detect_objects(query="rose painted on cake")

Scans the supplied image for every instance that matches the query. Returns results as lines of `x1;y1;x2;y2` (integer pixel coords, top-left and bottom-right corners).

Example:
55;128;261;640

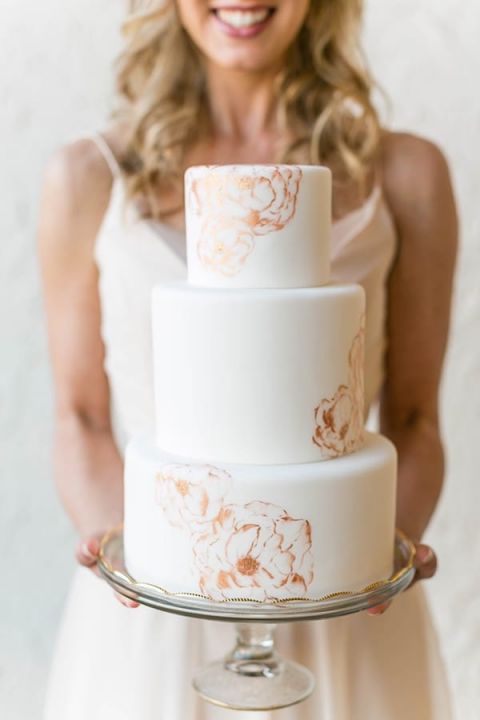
312;317;365;459
193;501;314;602
155;462;314;600
155;463;231;529
188;166;303;275
348;316;365;436
196;218;255;276
349;317;365;377
313;385;357;457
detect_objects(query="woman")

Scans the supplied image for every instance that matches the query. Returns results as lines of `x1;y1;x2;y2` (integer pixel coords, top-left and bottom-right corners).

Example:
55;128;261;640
39;1;458;718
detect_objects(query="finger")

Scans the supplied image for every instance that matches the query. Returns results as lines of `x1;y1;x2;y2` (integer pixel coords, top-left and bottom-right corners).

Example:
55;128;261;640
367;600;392;616
414;544;437;580
368;543;438;613
415;545;438;578
75;537;101;575
114;592;140;609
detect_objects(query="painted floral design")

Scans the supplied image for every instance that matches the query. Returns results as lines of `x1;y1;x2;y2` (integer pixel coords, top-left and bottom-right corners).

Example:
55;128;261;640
155;462;314;600
196;218;255;277
348;319;365;412
155;463;231;530
194;501;314;602
312;317;365;458
188;166;303;276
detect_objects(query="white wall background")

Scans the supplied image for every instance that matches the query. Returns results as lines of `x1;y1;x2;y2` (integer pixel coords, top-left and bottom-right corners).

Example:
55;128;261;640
0;0;478;717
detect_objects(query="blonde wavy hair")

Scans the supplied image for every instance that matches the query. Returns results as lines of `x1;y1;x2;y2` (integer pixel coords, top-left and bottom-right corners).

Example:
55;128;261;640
116;0;384;216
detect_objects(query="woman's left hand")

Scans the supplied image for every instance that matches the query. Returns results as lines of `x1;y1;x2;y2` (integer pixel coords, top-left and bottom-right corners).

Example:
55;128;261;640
366;542;437;616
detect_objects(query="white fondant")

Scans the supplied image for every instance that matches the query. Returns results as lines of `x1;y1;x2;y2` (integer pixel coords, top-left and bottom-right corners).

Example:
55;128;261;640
153;282;365;464
124;433;397;601
123;163;397;607
185;164;331;289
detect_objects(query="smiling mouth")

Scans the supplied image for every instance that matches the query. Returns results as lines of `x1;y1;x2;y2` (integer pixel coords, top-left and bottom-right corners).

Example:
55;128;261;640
210;5;276;30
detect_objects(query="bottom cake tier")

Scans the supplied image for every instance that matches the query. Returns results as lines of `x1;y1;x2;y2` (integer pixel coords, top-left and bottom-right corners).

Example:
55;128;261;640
124;433;397;602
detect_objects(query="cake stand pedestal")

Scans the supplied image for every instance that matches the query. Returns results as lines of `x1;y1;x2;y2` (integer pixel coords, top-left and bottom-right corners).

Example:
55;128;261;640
98;527;415;711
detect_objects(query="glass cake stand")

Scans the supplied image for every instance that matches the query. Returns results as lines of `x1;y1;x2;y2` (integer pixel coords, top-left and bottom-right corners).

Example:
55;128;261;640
98;526;416;711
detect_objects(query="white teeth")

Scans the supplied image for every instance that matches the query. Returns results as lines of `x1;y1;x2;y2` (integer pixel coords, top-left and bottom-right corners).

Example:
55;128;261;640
216;8;271;28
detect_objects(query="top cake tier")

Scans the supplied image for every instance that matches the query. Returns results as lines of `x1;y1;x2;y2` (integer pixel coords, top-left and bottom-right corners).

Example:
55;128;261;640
185;164;331;289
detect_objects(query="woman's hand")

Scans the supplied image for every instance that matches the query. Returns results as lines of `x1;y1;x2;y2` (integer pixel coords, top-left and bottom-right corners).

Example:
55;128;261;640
367;541;437;616
75;534;140;609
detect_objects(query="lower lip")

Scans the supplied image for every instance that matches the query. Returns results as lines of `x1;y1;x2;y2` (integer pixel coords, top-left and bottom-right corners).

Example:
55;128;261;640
212;10;274;38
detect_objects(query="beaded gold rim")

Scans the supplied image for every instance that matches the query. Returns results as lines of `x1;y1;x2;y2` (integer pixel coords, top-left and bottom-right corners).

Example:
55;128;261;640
99;525;416;606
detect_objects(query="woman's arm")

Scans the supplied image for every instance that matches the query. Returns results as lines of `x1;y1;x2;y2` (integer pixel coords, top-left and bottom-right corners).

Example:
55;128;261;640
365;132;458;617
380;131;458;541
38;140;136;604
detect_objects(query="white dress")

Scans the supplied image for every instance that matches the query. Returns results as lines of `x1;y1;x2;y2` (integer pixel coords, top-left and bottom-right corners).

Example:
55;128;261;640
44;136;453;720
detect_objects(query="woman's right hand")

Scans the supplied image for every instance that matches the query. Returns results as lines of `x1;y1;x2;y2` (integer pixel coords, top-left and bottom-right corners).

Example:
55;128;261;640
75;535;140;609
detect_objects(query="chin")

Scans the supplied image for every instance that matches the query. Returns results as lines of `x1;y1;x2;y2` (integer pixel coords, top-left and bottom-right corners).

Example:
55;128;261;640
204;26;287;73
209;44;282;73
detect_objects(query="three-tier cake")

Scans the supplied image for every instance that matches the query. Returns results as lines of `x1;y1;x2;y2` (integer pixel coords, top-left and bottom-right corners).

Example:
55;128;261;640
124;164;397;602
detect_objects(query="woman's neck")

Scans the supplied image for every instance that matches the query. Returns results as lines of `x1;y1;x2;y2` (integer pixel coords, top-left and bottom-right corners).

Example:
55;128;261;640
204;62;283;144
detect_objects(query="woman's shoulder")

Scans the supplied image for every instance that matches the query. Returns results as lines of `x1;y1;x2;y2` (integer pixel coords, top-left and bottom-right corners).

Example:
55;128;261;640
43;135;116;213
39;130;127;251
379;129;455;221
38;134;123;268
378;129;458;268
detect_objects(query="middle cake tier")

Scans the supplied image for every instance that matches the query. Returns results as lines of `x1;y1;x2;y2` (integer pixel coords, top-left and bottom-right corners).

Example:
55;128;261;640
153;283;365;465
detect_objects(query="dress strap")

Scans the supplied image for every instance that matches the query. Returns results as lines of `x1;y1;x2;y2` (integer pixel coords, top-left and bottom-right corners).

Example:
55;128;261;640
90;132;122;179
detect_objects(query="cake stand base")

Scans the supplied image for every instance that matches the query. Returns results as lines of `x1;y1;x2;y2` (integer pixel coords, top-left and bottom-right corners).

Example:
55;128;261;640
98;527;415;711
193;622;315;710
